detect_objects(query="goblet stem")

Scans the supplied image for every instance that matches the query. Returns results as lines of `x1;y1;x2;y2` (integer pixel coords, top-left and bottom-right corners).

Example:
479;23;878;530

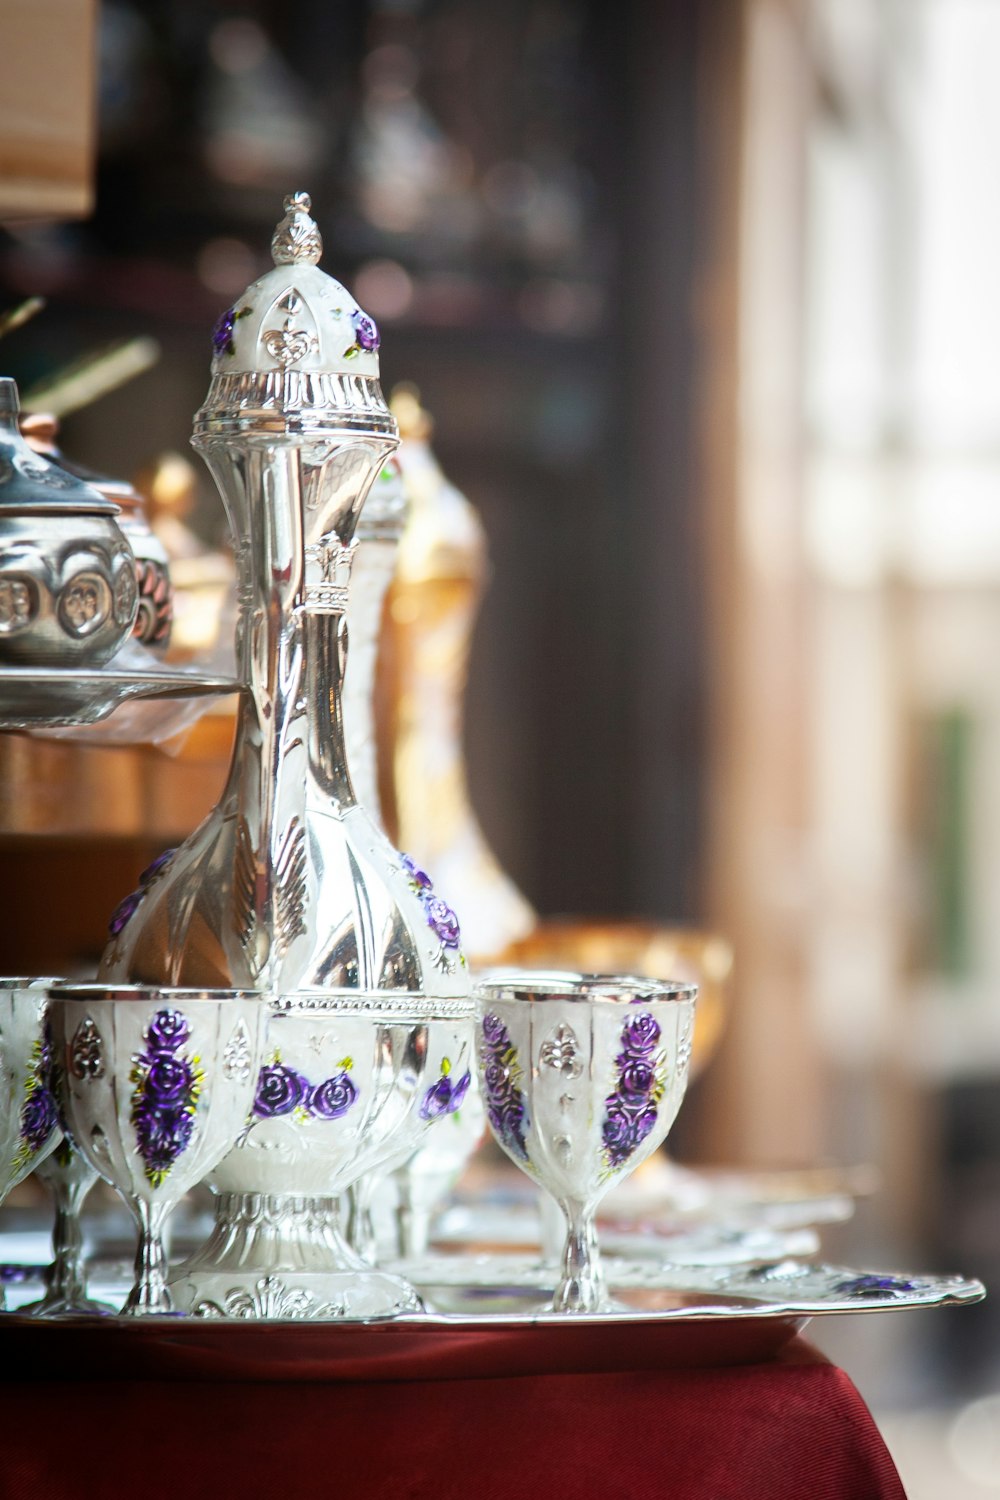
394;1174;432;1261
552;1199;604;1314
345;1179;378;1266
123;1198;173;1316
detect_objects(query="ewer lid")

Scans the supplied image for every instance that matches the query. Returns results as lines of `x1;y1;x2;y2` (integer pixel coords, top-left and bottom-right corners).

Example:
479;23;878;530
0;378;119;516
194;193;396;440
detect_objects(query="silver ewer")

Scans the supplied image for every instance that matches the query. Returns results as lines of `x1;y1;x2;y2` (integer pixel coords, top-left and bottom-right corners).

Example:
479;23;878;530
99;193;469;998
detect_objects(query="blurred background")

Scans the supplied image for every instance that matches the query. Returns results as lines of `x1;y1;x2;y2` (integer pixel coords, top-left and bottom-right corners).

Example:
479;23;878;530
1;0;999;1491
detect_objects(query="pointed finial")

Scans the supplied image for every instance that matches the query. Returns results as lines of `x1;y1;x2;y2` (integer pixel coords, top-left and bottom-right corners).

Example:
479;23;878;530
271;191;323;266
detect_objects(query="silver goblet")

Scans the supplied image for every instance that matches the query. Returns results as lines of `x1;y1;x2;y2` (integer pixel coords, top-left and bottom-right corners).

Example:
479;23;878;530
346;1043;484;1265
22;1140;109;1317
0;978;61;1308
474;973;697;1313
48;987;267;1316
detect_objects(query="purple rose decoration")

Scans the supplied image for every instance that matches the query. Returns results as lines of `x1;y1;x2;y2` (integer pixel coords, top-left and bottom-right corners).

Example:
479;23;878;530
619;1013;661;1058
140;848;176;887
401;854;432;890
483;1058;509;1097
352;311;380;352
253;1063;308;1118
308;1071;358;1121
482;1013;506;1047
108;888;144;937
419;1076;453;1121
147;1009;190;1053
134;1107;194;1173
424;895;461;949
19;1088;57;1156
618;1058;656;1101
145;1054;194;1107
212;306;238;357
835;1275;917;1298
449;1070;471;1112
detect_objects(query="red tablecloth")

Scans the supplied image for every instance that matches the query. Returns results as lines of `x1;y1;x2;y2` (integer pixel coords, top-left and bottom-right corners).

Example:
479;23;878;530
0;1337;905;1500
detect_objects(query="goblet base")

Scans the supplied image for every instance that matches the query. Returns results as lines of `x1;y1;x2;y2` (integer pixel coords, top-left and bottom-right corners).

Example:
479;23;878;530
168;1192;423;1320
170;1267;423;1321
22;1294;115;1319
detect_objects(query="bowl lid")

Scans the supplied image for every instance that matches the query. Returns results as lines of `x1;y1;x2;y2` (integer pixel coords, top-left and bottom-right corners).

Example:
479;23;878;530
0;380;118;516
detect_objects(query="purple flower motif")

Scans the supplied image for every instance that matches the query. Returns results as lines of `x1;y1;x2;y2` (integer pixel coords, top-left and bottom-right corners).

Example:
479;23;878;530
19;1087;58;1157
480;1014;528;1161
130;1011;203;1185
420;1076;453;1120
108;888;143;937
834;1274;918;1298
618;1057;657;1101
602;1102;641;1158
601;1014;665;1170
145;1054;194;1107
253;1063;308;1119
134;1106;194;1174
425;895;461;950
399;853;465;968
352;311;380;352
147;1009;190;1053
140;848;176;887
212;307;237;357
619;1013;661;1058
401;853;432;891
449;1070;471;1112
308;1071;358;1120
483;1058;509;1096
482;1013;506;1047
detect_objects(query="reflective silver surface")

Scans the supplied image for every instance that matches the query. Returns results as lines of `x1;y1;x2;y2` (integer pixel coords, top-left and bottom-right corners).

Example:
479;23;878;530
22;1140;109;1317
0;979;61;1310
0;380;137;667
475;973;697;1313
0;662;238;728
343;455;407;823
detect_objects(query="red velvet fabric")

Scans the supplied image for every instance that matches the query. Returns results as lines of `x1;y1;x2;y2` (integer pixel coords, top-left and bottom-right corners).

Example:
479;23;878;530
0;1337;905;1500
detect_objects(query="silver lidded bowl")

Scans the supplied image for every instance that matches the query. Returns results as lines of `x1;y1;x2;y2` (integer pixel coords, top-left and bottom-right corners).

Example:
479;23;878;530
20;411;172;652
0;379;138;666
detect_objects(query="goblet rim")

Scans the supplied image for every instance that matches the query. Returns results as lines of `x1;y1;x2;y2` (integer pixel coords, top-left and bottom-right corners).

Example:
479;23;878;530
474;971;697;1006
46;984;266;1004
0;975;63;990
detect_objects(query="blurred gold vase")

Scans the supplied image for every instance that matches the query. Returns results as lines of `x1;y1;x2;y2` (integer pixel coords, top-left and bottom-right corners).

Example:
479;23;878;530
497;919;732;1080
376;388;535;964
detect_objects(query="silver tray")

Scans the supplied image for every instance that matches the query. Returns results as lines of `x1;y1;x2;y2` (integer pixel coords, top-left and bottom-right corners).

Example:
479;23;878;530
0;1261;983;1382
0;664;240;728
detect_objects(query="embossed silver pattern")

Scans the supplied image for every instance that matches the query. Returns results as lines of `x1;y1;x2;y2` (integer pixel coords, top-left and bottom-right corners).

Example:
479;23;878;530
0;379;138;667
222;1018;254;1082
69;1016;103;1079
